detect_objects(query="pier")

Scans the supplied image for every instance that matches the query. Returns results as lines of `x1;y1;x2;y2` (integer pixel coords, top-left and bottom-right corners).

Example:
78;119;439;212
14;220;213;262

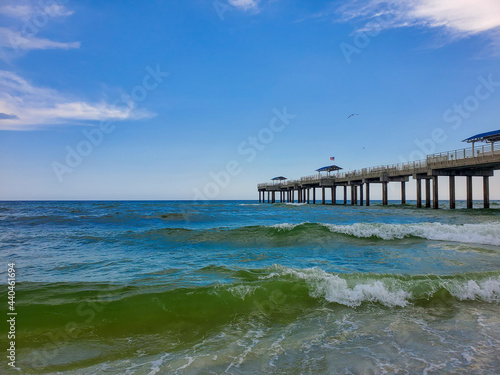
257;130;500;209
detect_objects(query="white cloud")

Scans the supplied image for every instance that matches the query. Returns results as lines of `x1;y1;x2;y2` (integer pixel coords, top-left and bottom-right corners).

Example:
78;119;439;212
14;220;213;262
0;27;80;51
0;0;79;55
0;71;155;130
0;2;73;19
228;0;260;11
340;0;500;45
407;0;500;35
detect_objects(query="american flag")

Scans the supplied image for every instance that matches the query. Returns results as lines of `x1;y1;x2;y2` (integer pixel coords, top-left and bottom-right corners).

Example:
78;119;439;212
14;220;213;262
330;157;335;161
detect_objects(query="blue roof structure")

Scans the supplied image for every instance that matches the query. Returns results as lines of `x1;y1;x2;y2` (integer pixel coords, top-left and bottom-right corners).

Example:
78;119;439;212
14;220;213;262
463;129;500;143
316;165;342;172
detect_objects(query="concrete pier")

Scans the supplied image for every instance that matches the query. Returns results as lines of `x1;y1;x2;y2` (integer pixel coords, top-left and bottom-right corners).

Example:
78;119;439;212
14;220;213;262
259;140;500;210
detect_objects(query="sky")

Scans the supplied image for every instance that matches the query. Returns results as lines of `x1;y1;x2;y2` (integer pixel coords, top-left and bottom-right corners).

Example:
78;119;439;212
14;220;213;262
1;0;500;200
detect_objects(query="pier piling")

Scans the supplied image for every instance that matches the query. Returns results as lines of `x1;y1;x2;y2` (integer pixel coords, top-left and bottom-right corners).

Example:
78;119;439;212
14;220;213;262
449;176;455;209
484;176;490;209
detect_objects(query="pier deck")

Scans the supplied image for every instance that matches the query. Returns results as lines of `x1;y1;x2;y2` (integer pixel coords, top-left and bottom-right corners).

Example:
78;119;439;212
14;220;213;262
258;143;500;209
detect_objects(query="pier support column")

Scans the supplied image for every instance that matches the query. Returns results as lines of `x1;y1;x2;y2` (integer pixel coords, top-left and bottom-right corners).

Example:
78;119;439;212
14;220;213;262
366;183;370;206
258;191;261;203
449;176;455;209
360;184;364;206
267;191;270;203
272;191;275;204
467;176;473;209
351;185;355;205
401;181;406;204
432;177;439;209
425;179;431;208
307;189;310;204
484;176;490;209
344;186;347;205
382;182;388;205
416;179;422;208
332;187;336;205
313;188;316;204
322;187;325;204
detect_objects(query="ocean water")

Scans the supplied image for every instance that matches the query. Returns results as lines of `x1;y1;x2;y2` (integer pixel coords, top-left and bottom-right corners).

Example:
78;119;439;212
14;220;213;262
1;200;499;374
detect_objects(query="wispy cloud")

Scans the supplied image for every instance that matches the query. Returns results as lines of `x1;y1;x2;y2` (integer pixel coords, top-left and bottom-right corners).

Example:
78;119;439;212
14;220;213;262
0;3;73;19
0;27;80;51
228;0;260;11
339;0;500;48
0;71;155;130
0;0;79;56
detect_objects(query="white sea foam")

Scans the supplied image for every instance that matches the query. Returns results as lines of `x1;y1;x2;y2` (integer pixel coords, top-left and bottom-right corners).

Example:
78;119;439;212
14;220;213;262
270;223;301;230
448;277;500;302
265;266;411;307
226;285;260;300
263;265;500;306
321;222;500;246
147;354;169;375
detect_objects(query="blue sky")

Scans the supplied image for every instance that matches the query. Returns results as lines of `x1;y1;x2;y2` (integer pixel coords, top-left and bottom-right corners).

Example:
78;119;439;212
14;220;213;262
1;0;500;200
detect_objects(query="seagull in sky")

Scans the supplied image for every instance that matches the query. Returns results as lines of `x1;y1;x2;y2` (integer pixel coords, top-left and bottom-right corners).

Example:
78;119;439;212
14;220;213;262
347;113;359;119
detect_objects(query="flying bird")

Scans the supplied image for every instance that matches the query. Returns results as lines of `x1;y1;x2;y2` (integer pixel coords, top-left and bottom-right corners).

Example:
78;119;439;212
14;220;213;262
347;113;359;119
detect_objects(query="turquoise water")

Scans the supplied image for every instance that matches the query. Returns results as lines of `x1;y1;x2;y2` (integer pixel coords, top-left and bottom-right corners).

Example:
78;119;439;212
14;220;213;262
0;200;499;374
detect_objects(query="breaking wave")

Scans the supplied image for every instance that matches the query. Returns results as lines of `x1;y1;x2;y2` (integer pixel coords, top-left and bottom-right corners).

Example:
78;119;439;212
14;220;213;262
140;222;500;246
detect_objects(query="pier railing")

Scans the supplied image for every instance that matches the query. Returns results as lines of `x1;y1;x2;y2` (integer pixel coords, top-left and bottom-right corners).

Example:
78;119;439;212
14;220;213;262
258;144;500;189
426;143;500;167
